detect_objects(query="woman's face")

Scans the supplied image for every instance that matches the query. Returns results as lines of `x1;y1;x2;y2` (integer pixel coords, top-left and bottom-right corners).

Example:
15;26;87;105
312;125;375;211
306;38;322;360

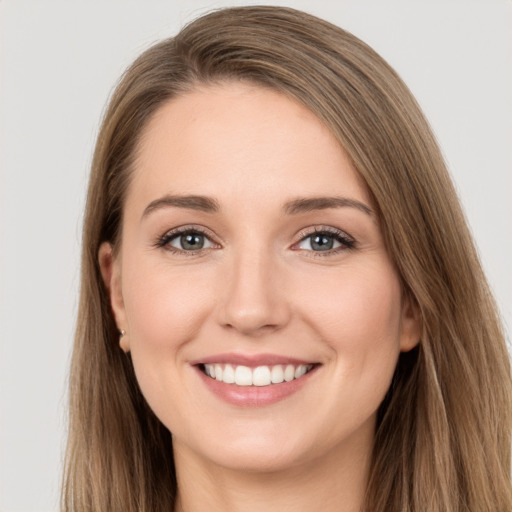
101;82;419;473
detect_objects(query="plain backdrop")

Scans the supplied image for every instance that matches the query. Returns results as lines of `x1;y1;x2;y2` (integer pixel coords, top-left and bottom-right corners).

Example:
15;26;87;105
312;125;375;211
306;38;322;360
1;1;511;510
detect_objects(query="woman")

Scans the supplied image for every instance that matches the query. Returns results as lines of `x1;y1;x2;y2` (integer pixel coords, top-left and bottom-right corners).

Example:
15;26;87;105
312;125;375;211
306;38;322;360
62;6;512;511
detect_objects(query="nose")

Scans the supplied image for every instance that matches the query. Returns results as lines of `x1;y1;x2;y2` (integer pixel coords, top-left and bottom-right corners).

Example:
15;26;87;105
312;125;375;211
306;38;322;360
217;249;291;337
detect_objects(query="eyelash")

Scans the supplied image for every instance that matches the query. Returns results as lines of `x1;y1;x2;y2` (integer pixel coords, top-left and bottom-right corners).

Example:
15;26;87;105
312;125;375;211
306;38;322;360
293;226;356;257
154;225;356;256
154;225;216;256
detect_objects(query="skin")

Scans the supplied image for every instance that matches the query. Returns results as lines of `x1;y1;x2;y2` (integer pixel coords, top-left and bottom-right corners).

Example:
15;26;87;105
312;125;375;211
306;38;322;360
100;82;420;512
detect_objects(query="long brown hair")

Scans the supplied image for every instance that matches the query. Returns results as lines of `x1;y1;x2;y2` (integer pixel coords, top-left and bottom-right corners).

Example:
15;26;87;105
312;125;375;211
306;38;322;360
62;6;512;511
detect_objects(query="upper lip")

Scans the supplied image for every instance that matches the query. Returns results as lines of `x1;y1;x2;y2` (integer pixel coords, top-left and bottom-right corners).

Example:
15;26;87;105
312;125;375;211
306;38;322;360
189;353;319;367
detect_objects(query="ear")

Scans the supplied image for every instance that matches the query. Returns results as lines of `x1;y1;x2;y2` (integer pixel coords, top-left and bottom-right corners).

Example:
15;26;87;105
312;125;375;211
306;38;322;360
399;292;421;352
98;242;130;352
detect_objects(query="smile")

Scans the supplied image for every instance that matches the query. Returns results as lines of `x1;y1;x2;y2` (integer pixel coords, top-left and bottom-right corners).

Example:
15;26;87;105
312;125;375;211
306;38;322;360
191;353;321;406
201;363;315;386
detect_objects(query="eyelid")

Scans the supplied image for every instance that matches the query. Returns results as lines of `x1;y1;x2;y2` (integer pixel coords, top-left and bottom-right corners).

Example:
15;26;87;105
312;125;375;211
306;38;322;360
154;224;355;255
291;225;356;253
154;224;221;253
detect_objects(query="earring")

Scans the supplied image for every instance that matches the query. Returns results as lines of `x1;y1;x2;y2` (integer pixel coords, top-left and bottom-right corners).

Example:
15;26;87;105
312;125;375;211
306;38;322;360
118;329;129;353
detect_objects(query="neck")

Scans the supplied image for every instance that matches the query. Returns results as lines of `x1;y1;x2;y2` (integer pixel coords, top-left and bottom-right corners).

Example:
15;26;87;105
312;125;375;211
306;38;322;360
172;425;373;512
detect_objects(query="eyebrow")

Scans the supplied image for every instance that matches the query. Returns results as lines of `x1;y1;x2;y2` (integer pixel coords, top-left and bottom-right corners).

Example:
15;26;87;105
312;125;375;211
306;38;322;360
142;195;220;218
283;196;373;216
141;194;373;219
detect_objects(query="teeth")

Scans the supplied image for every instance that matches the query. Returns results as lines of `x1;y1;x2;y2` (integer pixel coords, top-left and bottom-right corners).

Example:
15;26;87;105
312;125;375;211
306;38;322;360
234;365;252;386
253;366;271;386
284;364;295;382
206;364;215;378
271;365;284;384
202;363;313;386
295;365;307;379
223;364;235;384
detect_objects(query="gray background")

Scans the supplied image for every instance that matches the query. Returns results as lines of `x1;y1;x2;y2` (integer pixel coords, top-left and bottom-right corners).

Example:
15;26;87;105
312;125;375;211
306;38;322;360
1;1;511;510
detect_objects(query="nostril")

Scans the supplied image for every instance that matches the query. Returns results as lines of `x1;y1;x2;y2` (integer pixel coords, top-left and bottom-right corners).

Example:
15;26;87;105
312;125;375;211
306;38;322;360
222;320;282;337
216;266;292;334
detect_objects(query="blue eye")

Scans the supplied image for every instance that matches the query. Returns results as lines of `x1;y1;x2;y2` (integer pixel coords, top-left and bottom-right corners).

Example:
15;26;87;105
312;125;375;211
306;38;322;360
296;229;354;252
158;229;215;252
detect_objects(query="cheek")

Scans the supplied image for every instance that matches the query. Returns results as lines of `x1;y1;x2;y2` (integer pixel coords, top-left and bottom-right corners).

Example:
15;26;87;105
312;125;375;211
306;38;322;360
123;257;213;340
293;263;403;441
303;259;401;327
119;257;222;429
120;256;218;392
297;261;403;377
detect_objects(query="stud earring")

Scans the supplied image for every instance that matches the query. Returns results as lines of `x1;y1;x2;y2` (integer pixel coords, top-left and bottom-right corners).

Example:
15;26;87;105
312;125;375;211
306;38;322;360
118;329;130;353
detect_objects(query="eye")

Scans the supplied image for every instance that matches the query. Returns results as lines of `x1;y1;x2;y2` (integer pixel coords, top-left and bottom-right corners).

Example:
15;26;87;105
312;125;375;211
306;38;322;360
295;228;355;253
170;232;213;251
157;228;216;253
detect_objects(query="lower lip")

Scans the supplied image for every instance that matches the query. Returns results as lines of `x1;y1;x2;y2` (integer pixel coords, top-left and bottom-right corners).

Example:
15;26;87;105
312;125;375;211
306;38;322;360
194;365;319;407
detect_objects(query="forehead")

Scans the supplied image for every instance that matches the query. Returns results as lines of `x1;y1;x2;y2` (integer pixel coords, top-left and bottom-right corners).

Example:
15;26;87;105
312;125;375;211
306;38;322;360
129;82;371;210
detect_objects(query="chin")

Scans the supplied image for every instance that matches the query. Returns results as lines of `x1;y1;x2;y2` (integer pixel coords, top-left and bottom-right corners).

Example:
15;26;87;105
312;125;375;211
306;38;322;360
169;419;308;473
204;441;311;474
